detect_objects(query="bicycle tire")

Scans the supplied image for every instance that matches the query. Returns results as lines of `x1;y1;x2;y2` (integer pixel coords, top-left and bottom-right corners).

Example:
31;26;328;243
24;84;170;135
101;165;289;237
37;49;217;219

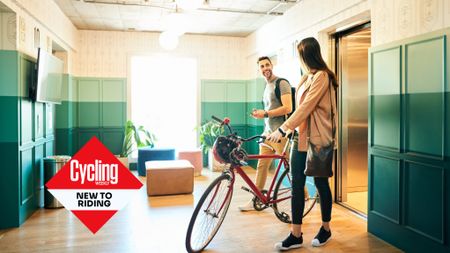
185;173;233;253
273;169;318;223
303;190;318;217
273;168;292;223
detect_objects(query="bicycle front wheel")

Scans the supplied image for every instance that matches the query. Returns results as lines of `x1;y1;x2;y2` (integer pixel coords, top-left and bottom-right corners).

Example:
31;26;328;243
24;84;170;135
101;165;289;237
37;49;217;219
185;173;233;253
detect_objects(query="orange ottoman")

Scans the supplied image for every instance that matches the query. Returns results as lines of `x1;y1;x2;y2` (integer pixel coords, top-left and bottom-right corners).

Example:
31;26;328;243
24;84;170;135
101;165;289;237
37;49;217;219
178;149;203;176
146;160;194;196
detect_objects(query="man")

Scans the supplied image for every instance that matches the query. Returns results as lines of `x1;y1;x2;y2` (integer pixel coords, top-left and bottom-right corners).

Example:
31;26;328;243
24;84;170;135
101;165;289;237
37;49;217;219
239;56;293;211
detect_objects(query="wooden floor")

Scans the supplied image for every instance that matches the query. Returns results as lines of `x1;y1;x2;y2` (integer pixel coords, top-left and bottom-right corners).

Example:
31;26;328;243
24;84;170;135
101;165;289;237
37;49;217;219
0;168;402;253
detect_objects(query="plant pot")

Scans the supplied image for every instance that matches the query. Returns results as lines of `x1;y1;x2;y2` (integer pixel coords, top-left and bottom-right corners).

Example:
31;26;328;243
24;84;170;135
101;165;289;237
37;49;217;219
116;156;129;169
208;149;226;172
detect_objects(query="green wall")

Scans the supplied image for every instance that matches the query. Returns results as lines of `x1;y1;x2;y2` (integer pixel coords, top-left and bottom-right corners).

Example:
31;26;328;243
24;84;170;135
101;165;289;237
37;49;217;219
55;76;126;156
201;78;266;167
368;29;450;253
0;50;55;229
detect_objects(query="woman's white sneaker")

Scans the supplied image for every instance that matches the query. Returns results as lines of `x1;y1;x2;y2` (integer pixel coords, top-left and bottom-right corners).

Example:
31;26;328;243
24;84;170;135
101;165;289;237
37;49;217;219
311;226;331;247
274;233;303;251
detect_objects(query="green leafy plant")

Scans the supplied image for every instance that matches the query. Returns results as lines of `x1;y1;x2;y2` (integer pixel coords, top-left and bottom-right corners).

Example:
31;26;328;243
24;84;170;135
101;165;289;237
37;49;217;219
199;121;224;154
119;120;157;157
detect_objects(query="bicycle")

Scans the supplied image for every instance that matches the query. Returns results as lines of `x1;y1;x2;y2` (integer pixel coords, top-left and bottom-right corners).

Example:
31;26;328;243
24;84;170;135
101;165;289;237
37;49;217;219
185;116;319;253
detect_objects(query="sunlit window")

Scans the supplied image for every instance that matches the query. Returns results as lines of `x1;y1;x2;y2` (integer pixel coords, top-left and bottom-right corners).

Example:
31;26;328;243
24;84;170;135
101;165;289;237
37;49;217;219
130;55;198;151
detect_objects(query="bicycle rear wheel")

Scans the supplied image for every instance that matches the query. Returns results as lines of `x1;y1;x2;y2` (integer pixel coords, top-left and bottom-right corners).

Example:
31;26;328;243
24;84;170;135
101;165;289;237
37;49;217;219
273;169;292;223
303;184;318;217
185;173;233;253
273;170;318;223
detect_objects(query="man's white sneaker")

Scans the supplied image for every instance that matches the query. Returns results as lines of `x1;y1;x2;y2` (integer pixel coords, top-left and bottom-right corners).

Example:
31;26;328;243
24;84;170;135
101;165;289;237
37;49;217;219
238;200;255;211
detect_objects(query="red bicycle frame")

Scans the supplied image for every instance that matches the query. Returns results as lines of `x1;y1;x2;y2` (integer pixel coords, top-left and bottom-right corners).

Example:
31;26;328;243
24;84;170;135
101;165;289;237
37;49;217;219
229;145;291;205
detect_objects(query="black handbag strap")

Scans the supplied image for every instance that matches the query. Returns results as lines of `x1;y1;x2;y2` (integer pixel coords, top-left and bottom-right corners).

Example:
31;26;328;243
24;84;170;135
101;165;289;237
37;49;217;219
307;75;336;143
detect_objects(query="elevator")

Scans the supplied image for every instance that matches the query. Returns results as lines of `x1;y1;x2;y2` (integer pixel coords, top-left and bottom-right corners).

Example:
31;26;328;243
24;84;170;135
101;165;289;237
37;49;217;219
333;23;371;215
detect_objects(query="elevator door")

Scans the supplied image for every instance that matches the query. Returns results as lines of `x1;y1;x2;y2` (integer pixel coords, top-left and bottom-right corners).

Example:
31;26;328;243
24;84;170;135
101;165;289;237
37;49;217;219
336;25;371;214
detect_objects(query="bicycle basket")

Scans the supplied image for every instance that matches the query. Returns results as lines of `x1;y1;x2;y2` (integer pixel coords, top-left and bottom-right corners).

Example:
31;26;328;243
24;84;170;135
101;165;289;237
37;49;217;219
212;136;239;164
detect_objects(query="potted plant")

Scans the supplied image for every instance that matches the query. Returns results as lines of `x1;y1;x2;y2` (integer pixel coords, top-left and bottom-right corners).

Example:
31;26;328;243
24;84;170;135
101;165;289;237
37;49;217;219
199;120;226;171
118;120;157;168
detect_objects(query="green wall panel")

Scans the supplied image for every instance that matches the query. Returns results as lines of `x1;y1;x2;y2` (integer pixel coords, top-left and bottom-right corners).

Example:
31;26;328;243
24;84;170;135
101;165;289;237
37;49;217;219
0;142;20;229
20;99;33;145
202;102;226;123
18;54;34;98
0;96;18;142
0;51;18;96
370;47;401;150
102;130;124;155
369;155;400;223
246;78;265;102
34;102;44;140
102;79;126;102
405;162;444;243
372;93;401;149
60;74;70;101
405;92;443;156
55;77;126;157
45;140;54;157
202;80;226;102
34;144;44;207
102;102;126;127
78;79;101;102
406;38;445;94
226;103;247;125
78;102;100;127
72;101;78;128
74;128;124;155
226;80;247;102
70;76;78;102
20;148;33;206
55;129;73;156
405;38;445;157
55;101;70;129
447;91;450;158
78;130;101;150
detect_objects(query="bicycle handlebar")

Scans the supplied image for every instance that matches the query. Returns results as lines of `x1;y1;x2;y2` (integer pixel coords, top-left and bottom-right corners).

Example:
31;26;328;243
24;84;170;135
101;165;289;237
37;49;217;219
211;116;232;133
211;116;268;143
211;115;223;123
240;135;266;142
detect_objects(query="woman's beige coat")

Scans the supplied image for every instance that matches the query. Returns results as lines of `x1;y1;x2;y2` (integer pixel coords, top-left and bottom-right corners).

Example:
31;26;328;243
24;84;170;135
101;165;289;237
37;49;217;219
282;71;337;151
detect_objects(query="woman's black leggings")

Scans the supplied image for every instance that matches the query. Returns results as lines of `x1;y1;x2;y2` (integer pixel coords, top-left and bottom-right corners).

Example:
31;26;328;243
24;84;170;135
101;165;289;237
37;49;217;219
290;137;332;225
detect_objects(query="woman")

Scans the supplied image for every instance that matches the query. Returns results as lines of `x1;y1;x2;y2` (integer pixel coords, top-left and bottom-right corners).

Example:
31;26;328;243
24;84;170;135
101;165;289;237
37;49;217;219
267;37;338;251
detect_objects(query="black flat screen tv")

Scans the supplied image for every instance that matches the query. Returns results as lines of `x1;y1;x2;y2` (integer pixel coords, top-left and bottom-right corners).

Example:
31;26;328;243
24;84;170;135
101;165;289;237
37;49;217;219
30;48;64;104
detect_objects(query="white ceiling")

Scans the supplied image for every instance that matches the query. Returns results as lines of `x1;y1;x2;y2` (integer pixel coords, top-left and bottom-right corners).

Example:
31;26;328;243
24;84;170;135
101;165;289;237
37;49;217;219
54;0;300;37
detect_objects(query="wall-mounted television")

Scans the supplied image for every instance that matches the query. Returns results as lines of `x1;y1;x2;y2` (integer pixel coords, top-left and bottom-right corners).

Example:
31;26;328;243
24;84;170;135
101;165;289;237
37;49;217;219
30;48;64;104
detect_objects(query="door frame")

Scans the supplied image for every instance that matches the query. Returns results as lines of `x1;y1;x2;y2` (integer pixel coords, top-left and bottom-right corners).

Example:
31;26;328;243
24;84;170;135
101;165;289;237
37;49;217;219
331;21;371;217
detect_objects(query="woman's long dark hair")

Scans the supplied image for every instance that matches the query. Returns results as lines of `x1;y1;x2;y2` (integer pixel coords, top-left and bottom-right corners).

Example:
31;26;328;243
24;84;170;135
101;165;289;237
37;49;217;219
298;37;338;88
